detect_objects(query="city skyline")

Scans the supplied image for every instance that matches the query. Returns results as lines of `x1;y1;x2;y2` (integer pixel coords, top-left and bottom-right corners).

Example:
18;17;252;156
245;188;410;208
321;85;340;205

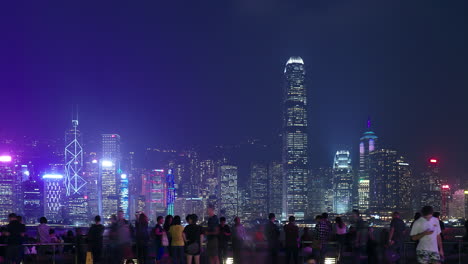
1;1;467;182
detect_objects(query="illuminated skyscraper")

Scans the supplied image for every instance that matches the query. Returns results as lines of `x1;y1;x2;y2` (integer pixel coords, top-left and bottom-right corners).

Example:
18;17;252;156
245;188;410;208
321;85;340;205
99;134;121;221
166;169;176;215
358;119;378;213
369;149;399;214
282;56;308;219
333;150;353;214
268;161;283;217
396;156;412;218
250;163;268;218
417;159;442;212
64;119;89;225
43;174;65;223
147;169;166;218
0;155;21;223
219;165;238;219
23;177;43;224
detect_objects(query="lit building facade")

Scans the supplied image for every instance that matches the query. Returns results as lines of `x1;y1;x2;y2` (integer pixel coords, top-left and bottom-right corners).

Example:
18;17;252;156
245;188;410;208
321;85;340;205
23;177;43;224
333;150;353;214
219;165;238;219
166;170;176;216
418;159;442;212
396;157;412;218
282;56;308;219
43;174;65;223
146;169;166;218
100;134;121;221
0;155;21;223
268;161;283;218
358;120;378;213
250;163;268;218
369;149;399;214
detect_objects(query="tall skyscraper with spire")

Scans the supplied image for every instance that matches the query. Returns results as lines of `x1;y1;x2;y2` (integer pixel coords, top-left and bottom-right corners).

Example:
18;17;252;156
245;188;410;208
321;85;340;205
282;56;308;219
65;117;88;225
357;118;378;213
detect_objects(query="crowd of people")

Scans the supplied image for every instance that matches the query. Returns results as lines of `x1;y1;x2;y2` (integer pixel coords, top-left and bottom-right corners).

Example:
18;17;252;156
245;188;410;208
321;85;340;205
0;204;467;264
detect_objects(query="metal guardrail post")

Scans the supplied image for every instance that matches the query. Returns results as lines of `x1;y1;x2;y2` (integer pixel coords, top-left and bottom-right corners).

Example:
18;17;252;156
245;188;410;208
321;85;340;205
52;244;56;264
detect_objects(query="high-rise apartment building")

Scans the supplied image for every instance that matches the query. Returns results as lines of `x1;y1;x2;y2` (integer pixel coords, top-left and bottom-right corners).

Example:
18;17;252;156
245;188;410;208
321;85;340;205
250;163;268;218
219;165;238;219
268;161;283;217
282;56;308;219
358;119;378;213
333;150;353;214
100;134;121;221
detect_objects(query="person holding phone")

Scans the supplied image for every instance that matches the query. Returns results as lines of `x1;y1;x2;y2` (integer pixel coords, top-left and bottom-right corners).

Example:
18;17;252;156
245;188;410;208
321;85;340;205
410;206;444;264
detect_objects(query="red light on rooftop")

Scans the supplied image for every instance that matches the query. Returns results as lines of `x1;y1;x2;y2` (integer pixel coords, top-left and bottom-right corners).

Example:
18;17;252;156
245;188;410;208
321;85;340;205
111;135;116;138
429;159;438;163
442;185;450;189
84;195;88;199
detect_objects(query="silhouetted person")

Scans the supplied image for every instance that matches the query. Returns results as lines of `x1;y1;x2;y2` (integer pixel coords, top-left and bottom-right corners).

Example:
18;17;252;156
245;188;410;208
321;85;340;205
388;212;405;264
218;217;231;264
87;215;104;264
205;205;220;264
264;213;280;264
316;213;332;262
183;214;203;264
6;213;25;264
153;216;165;263
164;215;173;256
410;206;444;264
116;210;133;262
351;209;368;264
334;217;347;262
135;213;150;264
169;215;185;264
231;217;246;264
284;215;299;264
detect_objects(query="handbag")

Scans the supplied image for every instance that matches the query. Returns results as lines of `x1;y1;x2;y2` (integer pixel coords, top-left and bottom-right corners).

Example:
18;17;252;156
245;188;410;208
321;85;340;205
162;231;169;247
385;247;400;262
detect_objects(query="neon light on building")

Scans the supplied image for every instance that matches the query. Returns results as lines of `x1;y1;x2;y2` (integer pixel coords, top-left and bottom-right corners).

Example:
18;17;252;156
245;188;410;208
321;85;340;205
166;170;175;216
0;155;12;162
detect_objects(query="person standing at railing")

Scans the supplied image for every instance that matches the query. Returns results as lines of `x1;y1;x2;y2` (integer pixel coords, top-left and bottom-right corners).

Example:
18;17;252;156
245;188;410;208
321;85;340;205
315;214;332;263
205;205;220;264
410;206;444;264
218;217;231;264
334;217;347;262
5;213;25;264
183;214;203;264
36;216;50;259
0;227;8;263
116;210;134;263
264;213;280;264
135;212;150;264
284;215;299;264
153;216;165;263
87;215;104;264
388;212;405;264
231;217;246;264
350;210;368;264
169;215;185;264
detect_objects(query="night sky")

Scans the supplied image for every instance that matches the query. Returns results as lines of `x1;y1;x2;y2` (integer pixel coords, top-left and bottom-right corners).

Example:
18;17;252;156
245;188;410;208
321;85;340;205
1;1;467;181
